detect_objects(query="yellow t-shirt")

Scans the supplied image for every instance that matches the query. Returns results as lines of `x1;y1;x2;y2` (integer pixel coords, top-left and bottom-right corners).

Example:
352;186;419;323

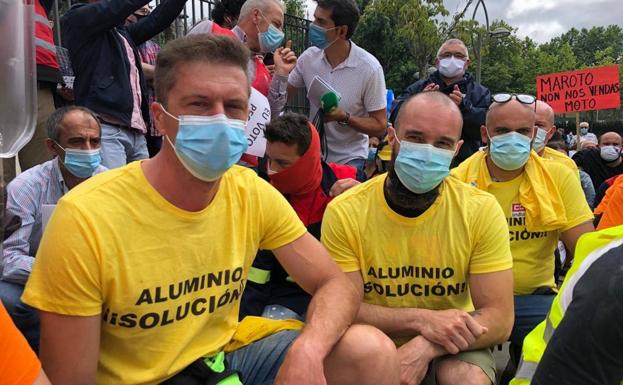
486;161;593;294
542;146;579;175
22;162;307;385
321;174;512;315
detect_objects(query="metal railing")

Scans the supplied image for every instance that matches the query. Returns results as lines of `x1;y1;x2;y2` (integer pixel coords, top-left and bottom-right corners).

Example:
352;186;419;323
53;0;311;115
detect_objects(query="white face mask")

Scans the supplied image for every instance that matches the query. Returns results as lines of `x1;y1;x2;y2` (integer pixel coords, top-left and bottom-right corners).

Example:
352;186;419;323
532;127;549;153
438;56;466;78
600;145;621;162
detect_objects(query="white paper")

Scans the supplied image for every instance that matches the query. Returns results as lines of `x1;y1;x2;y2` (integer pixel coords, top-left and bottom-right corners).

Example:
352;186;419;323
41;204;56;231
245;88;270;157
307;75;340;108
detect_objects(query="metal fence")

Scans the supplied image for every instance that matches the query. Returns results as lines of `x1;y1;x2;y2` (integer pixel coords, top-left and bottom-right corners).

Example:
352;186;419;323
53;0;311;115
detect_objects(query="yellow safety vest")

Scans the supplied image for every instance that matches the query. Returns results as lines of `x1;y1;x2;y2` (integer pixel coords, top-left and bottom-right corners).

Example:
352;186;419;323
511;225;623;384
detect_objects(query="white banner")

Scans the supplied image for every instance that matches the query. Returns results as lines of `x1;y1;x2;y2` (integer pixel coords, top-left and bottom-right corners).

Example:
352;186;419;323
245;88;270;157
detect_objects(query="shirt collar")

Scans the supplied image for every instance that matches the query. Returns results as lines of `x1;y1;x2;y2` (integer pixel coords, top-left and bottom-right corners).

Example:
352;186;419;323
322;40;359;70
232;26;248;44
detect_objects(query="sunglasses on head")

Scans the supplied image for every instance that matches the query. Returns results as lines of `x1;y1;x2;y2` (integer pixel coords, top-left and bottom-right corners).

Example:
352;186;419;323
491;93;537;111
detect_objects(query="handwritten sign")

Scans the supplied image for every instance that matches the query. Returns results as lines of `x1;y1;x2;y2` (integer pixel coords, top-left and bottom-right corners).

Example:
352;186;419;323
536;65;620;113
245;88;270;157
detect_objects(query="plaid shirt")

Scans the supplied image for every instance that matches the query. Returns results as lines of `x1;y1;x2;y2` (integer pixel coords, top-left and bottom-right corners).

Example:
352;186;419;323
138;39;161;137
1;158;106;285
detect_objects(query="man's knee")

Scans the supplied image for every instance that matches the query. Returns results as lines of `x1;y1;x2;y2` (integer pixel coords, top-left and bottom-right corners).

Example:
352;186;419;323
325;324;398;385
436;358;491;385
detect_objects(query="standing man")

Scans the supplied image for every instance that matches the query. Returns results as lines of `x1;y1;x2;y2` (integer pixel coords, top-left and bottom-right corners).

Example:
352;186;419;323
390;39;491;164
452;93;594;365
22;35;398;385
573;131;623;191
322;92;514;385
61;0;188;168
567;121;597;149
285;0;387;171
4;0;62;183
189;0;297;117
0;106;105;352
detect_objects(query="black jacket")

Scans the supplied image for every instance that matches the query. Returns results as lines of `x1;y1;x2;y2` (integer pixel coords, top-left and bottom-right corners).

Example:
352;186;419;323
390;71;491;143
61;0;187;127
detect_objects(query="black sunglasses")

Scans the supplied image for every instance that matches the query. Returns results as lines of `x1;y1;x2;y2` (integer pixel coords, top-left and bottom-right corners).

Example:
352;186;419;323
491;93;537;111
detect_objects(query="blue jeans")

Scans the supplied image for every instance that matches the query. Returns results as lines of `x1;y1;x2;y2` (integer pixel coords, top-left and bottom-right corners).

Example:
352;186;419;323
509;294;555;362
100;123;149;169
0;280;39;352
226;330;299;385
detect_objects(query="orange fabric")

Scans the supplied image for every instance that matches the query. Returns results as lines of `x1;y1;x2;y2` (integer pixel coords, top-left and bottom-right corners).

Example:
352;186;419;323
0;301;41;385
595;175;623;215
597;182;623;229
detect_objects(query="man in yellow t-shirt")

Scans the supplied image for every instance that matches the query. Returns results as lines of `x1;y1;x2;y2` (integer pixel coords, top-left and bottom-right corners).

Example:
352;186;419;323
322;92;514;385
533;100;578;174
451;93;594;367
21;35;399;385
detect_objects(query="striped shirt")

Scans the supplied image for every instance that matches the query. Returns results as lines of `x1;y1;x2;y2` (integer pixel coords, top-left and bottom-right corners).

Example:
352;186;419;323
1;158;106;285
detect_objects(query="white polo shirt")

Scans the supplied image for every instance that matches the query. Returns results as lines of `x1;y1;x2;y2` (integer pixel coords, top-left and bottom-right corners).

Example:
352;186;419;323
289;42;386;164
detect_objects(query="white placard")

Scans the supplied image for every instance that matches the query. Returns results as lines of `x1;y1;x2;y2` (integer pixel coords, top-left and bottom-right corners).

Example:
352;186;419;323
245;88;270;157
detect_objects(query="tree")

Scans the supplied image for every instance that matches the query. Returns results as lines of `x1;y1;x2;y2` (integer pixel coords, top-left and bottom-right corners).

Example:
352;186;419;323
283;0;306;18
353;0;448;93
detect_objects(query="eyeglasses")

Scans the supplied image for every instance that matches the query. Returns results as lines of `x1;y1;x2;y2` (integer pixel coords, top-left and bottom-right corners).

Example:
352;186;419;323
491;93;537;111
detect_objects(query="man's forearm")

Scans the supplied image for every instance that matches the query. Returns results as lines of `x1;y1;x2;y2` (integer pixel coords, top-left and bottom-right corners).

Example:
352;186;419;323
348;116;385;137
356;302;424;338
268;75;288;118
467;308;512;350
1;255;34;285
299;275;360;359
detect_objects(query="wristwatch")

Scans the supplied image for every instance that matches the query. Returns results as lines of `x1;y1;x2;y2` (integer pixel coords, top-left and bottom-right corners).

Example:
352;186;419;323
338;111;351;126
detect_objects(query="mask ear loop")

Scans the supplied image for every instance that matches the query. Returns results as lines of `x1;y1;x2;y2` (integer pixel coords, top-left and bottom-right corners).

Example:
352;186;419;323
159;103;180;148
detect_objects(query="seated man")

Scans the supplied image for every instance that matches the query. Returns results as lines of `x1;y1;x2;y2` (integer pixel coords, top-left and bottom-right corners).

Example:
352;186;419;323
240;112;364;320
0;105;105;352
533;101;578;175
22;35;398;385
573;131;623;191
322;91;514;385
452;93;594;364
512;225;623;385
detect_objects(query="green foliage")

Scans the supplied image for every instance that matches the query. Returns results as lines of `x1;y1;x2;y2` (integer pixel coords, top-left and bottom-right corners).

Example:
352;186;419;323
283;0;306;18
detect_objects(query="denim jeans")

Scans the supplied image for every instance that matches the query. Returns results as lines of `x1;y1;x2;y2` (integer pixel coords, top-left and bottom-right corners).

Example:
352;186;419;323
509;294;556;362
345;158;365;174
0;280;40;352
226;330;299;385
100;123;149;169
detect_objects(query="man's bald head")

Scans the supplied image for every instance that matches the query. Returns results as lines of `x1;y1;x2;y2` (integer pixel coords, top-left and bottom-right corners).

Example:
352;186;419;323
599;131;623;147
483;99;536;143
395;91;463;139
535;100;555;128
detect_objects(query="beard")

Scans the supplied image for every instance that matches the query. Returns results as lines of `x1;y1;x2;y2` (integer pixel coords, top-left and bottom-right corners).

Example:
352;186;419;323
384;148;440;214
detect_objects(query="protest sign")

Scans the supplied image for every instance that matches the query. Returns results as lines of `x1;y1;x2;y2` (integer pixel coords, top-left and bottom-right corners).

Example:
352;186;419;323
536;65;620;113
245;88;270;157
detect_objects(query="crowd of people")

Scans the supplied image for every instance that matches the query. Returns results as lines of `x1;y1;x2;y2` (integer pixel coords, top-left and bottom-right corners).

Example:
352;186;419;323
1;0;622;384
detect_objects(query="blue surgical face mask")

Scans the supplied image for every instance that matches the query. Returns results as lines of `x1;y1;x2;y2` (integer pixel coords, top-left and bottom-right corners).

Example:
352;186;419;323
394;140;455;194
309;23;338;50
580;127;589;136
162;106;249;182
532;126;549;153
56;143;102;178
488;131;532;171
367;147;378;162
257;13;284;53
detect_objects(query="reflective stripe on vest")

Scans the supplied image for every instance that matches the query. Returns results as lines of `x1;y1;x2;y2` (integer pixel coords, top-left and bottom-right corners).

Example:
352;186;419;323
35;0;59;70
512;229;623;384
248;267;271;284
